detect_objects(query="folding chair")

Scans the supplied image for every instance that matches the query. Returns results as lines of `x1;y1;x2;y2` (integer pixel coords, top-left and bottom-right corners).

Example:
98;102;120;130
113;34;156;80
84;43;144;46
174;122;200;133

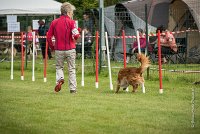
175;38;187;63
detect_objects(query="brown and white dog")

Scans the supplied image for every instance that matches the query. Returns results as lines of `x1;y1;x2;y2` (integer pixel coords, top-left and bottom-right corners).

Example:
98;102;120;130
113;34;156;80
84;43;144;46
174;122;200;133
116;53;150;93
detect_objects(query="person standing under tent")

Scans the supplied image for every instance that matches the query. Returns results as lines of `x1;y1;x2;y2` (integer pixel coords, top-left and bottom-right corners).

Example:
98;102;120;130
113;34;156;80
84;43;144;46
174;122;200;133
24;26;39;60
83;12;94;34
26;26;33;60
38;20;53;59
83;27;93;58
47;2;80;94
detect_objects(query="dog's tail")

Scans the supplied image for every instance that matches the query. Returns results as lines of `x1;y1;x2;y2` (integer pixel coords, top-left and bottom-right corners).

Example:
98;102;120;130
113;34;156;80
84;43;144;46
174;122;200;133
137;53;150;73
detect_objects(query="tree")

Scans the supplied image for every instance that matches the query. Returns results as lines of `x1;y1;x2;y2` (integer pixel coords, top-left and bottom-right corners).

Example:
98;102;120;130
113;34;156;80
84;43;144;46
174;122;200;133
55;0;98;27
54;0;127;27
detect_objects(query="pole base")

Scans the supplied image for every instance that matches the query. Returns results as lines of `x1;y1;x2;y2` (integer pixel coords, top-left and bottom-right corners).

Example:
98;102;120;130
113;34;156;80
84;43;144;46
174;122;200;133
159;89;163;94
110;83;113;90
142;83;145;93
81;81;84;87
11;75;13;80
95;82;98;88
44;78;47;82
32;76;35;81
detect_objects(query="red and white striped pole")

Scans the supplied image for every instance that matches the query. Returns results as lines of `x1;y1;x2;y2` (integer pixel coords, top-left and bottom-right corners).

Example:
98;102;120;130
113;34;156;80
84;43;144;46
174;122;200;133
44;33;48;82
21;32;24;80
95;31;99;88
157;30;163;94
122;30;127;68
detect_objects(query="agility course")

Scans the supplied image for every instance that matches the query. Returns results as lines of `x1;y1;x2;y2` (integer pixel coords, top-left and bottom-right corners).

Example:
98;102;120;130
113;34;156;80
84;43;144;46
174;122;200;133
0;47;200;134
1;28;199;90
0;29;200;134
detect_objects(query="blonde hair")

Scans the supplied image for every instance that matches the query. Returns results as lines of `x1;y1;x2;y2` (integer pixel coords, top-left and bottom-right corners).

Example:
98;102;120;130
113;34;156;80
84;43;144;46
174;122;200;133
27;26;32;32
60;2;76;15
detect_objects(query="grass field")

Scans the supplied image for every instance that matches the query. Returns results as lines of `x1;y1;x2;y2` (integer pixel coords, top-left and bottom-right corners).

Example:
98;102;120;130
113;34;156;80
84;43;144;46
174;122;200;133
0;59;200;134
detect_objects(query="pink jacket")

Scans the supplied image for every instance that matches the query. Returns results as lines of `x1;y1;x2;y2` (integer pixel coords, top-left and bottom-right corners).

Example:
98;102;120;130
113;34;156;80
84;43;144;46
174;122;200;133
27;32;33;41
133;37;153;52
160;31;177;52
47;15;80;51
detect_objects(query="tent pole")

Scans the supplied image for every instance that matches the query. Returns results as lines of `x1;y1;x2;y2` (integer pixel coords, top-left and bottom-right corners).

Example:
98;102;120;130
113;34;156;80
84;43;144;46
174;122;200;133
25;15;28;68
145;4;150;79
145;4;148;56
185;10;188;64
99;0;105;73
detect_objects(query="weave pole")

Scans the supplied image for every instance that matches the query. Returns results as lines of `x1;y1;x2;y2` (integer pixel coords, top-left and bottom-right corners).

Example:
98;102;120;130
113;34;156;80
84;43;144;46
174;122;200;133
122;30;129;92
136;30;145;93
10;32;14;80
157;30;163;94
95;31;99;88
145;36;149;56
136;30;141;54
32;32;35;81
105;32;113;90
122;30;127;68
44;34;48;82
21;32;24;80
81;30;85;87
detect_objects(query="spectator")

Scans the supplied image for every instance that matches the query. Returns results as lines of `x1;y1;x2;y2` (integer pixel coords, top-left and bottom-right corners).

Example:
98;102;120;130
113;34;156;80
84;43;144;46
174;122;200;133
156;25;177;63
83;27;93;58
24;26;40;60
83;12;94;34
38;20;52;59
26;26;33;59
126;28;152;63
47;2;80;94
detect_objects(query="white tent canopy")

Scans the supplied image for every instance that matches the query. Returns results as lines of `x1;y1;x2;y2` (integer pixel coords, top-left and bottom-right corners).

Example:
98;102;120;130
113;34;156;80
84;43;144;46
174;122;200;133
0;0;62;15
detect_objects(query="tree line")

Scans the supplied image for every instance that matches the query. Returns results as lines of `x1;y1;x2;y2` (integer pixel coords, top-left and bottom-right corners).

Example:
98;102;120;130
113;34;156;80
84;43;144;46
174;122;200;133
55;0;126;27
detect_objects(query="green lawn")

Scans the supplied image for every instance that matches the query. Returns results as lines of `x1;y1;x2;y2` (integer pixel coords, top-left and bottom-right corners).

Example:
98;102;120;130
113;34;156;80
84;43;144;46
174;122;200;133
0;59;200;134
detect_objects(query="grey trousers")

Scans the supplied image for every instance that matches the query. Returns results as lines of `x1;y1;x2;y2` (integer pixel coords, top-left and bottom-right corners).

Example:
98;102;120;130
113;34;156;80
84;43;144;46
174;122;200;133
55;49;77;91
